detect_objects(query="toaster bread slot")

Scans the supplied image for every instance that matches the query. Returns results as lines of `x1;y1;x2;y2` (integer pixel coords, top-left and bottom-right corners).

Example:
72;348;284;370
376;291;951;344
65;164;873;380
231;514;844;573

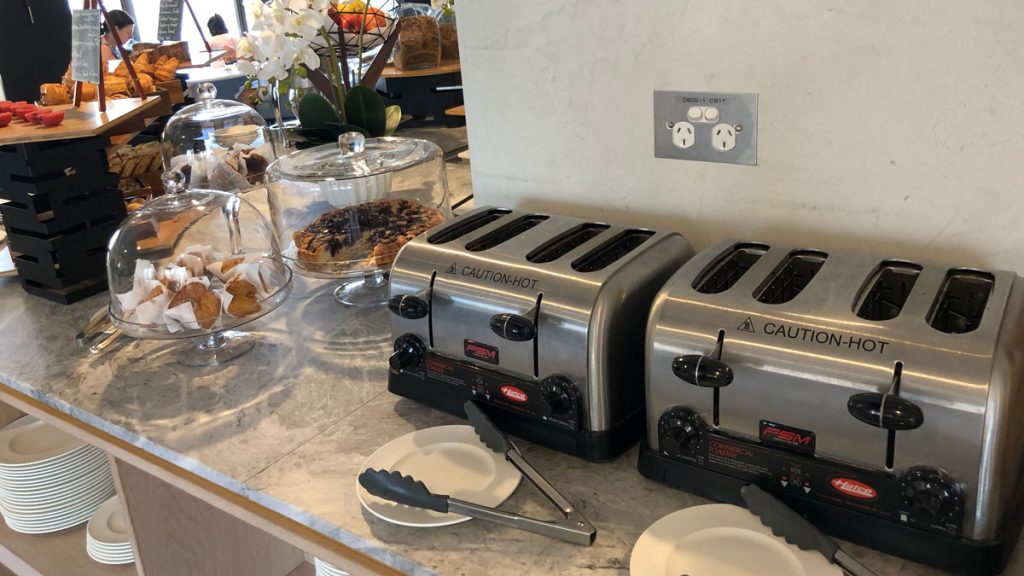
465;214;550;252
927;269;994;334
854;261;922;321
428;208;512;244
754;250;828;305
692;243;769;294
571;230;655;273
526;224;610;264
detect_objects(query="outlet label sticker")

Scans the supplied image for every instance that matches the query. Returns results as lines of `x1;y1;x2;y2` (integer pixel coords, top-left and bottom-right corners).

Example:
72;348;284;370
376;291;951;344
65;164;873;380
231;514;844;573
464;339;499;365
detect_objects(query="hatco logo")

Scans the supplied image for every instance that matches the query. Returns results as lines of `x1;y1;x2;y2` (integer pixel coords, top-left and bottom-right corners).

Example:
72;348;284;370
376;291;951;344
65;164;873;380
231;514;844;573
830;478;877;500
500;385;528;403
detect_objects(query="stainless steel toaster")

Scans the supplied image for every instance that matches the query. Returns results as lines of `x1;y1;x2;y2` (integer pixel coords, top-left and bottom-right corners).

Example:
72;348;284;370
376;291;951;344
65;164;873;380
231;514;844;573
640;240;1024;575
387;206;694;461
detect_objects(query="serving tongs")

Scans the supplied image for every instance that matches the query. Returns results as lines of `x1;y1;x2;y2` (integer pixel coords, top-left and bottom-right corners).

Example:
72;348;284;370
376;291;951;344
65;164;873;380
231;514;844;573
74;306;123;354
358;401;597;546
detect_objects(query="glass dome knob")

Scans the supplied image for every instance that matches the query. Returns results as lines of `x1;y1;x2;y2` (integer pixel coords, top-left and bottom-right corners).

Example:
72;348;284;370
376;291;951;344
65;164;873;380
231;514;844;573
197;82;218;102
161;169;188;195
339;132;366;156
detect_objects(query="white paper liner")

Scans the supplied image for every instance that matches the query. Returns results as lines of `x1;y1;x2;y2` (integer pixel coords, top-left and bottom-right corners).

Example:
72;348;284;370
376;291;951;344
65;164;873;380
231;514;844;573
163;302;200;332
177;253;205;277
115;259;159;312
207;258;245;281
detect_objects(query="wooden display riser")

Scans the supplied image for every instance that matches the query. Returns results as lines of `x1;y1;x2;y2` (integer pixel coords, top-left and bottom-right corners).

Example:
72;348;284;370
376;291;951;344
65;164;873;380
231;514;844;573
376;62;464;128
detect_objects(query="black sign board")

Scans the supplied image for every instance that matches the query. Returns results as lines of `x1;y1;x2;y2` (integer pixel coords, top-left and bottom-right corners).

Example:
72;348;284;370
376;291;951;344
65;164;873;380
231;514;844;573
157;0;184;41
71;9;101;84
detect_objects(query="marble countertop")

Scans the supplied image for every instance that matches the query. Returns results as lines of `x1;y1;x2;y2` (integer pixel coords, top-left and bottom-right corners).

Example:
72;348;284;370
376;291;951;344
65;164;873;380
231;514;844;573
0;274;1019;576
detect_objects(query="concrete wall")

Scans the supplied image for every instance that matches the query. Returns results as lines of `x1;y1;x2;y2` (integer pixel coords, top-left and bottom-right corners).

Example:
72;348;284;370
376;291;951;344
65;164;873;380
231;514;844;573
457;0;1024;270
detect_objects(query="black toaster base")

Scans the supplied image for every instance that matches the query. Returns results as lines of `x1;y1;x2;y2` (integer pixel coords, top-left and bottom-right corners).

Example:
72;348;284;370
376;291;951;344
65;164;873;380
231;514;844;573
388;372;643;462
638;443;1020;576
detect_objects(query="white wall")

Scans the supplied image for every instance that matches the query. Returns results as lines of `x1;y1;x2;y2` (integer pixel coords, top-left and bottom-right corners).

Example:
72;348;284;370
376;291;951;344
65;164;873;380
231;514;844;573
457;0;1024;271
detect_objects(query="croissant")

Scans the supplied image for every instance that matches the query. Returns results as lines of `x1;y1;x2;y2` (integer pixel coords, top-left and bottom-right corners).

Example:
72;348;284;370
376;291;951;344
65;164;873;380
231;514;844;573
153;57;179;82
113;59;130;78
134;52;154;75
133;73;155;95
39;83;70;106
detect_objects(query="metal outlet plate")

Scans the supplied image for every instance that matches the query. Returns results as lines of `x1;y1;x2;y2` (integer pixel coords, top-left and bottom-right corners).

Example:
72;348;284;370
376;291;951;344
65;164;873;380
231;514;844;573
654;90;758;166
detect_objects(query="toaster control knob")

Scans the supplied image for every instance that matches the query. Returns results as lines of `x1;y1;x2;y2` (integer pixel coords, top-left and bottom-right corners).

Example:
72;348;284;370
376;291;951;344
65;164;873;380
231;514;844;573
847;393;924;430
899;467;962;522
388;294;430;320
490;313;536;342
671;355;734;388
538;376;574;417
658;408;706;456
389;334;427;372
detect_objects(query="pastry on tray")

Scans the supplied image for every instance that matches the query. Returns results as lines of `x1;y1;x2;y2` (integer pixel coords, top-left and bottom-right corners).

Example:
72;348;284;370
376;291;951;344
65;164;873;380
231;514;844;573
115;246;278;334
291;198;444;273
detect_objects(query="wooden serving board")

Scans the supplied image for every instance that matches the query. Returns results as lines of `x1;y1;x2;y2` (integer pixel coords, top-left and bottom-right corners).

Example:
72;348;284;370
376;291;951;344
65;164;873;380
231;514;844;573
0;97;164;146
381;60;461;79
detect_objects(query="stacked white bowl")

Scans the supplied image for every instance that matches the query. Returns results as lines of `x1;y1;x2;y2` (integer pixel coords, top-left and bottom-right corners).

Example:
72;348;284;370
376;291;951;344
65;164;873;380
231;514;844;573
314;557;351;576
0;416;116;534
86;495;135;565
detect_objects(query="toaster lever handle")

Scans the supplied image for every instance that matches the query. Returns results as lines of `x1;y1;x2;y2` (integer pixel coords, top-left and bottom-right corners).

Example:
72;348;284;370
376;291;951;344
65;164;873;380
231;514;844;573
490;313;536;342
672;355;734;388
388;293;430;320
847;393;924;430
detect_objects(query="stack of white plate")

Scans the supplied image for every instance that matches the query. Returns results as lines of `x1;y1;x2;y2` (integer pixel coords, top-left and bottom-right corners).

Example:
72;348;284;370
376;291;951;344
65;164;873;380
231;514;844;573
0;416;116;534
314;558;351;576
86;496;135;565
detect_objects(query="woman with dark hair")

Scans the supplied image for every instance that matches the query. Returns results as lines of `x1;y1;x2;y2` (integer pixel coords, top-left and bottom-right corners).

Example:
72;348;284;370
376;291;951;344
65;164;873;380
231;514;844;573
100;9;134;69
207;14;238;61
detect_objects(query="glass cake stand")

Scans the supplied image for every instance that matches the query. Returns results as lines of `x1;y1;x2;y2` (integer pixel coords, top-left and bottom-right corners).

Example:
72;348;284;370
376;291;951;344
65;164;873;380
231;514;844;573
266;132;451;306
107;172;293;366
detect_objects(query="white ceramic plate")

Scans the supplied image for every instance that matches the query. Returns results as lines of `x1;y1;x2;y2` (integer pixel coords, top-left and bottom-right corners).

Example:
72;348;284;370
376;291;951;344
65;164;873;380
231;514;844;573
314;557;350;576
356;425;521;527
629;504;844;576
0;417;87;467
0;459;112;498
0;444;106;477
0;475;115;513
0;486;115;523
87;496;131;545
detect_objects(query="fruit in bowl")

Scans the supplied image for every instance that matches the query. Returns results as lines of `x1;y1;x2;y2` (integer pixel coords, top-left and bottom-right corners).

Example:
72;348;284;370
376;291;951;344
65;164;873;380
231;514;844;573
328;1;387;32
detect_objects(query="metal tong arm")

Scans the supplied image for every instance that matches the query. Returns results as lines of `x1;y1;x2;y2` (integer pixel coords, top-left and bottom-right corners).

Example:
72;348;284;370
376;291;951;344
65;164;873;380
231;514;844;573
358;469;595;546
463;401;595;531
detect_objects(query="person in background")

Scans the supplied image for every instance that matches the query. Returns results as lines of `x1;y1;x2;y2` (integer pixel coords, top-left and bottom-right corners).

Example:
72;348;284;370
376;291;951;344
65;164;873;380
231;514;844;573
207;15;238;61
100;10;135;70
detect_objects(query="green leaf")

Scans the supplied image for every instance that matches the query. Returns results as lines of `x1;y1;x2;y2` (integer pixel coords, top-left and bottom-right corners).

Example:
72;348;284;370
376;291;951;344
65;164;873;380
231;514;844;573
344;85;387;137
384;105;402;136
297;92;341;129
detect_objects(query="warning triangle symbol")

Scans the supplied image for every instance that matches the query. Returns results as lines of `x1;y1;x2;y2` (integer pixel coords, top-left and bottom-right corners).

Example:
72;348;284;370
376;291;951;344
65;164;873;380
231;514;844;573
737;317;756;333
444;263;457;275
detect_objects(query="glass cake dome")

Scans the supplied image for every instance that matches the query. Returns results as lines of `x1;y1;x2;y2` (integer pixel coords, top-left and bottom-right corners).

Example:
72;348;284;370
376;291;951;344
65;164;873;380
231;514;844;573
106;171;293;366
266;132;451;305
161;82;277;194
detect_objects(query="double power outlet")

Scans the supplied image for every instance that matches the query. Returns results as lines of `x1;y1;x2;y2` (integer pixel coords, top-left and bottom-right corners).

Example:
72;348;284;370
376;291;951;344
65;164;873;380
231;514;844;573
671;106;736;152
654;91;758;166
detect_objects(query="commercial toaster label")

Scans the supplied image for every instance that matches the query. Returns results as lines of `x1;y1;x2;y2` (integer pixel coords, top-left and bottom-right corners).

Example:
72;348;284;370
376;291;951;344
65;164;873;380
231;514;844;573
742;318;891;355
452;264;539;290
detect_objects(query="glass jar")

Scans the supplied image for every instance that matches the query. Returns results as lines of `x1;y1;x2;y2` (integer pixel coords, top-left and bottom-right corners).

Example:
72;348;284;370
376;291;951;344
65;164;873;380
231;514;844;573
266;132;451;305
437;10;458;61
392;4;441;71
107;171;293;366
161;83;277;194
